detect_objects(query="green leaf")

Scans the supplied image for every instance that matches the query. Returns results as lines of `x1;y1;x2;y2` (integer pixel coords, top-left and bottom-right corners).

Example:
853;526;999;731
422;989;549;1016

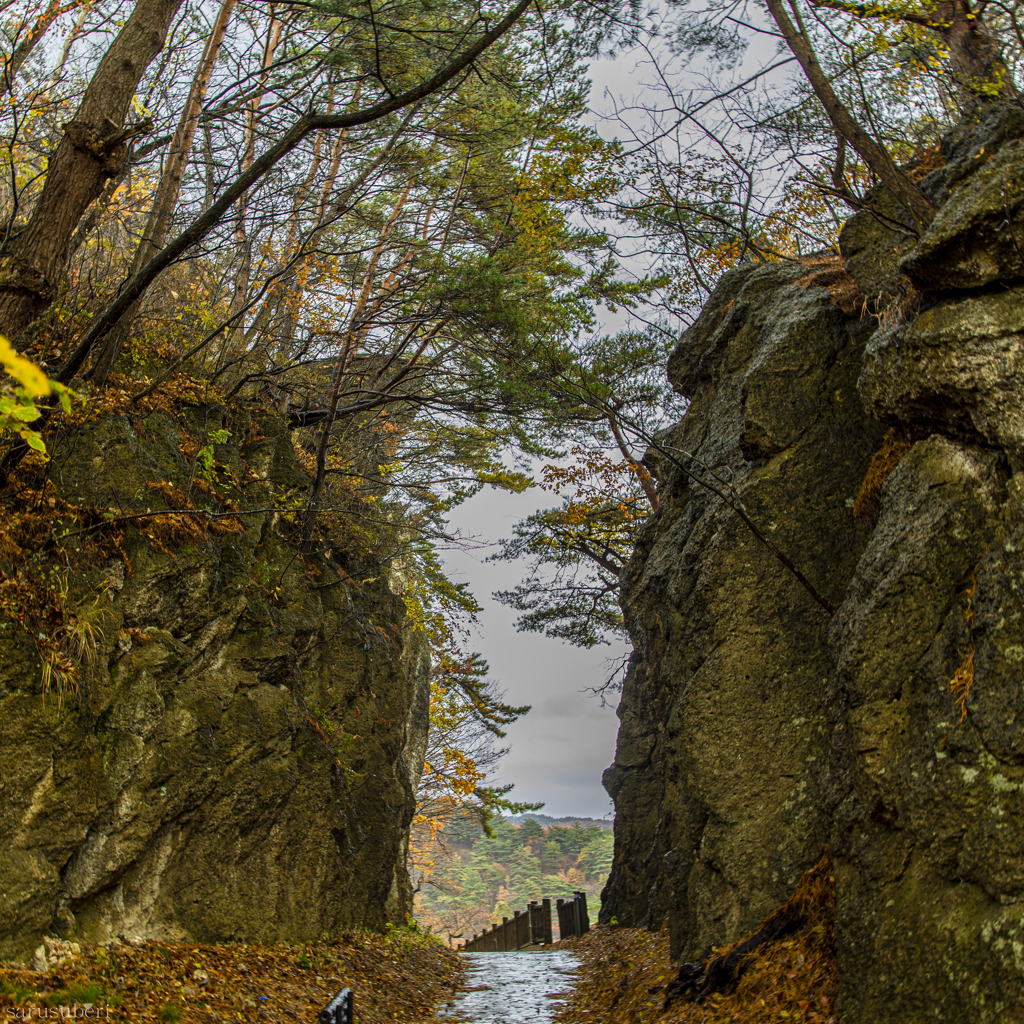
11;403;41;422
22;430;46;452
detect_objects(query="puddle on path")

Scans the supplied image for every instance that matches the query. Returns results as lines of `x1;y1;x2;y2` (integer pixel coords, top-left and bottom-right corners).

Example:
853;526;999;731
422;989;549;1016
442;950;579;1023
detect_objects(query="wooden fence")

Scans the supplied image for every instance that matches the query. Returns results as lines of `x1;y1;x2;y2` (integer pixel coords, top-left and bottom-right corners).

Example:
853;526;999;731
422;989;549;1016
555;891;590;939
459;899;553;951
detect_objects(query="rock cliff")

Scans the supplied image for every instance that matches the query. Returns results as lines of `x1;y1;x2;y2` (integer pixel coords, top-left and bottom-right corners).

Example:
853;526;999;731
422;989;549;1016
0;407;430;962
603;104;1024;1022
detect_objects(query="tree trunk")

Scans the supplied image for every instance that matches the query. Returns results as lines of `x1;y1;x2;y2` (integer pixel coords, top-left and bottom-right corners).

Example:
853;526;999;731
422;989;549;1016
248;93;353;363
300;186;412;550
90;0;237;384
767;0;938;229
809;1;1017;104
0;0;184;346
930;1;1017;103
608;415;659;510
48;0;533;387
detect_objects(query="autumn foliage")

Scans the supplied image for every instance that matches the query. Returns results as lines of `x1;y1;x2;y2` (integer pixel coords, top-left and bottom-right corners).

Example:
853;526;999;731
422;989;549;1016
853;428;916;526
0;932;464;1023
553;853;839;1024
415;815;613;945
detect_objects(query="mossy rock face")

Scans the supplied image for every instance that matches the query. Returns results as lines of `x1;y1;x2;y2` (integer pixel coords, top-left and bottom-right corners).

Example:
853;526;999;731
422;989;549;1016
827;438;1024;1022
931;102;1024;197
902;138;1024;291
603;259;882;958
604;105;1024;1024
0;413;429;961
838;105;1024;303
859;287;1024;467
838;185;917;304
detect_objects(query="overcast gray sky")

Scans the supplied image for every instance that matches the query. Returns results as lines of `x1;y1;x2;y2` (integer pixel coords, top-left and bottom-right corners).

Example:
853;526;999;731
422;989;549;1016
441;480;628;819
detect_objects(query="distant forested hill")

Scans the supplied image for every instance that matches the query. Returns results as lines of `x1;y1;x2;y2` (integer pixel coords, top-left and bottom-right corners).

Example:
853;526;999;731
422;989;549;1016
503;813;613;829
413;814;613;944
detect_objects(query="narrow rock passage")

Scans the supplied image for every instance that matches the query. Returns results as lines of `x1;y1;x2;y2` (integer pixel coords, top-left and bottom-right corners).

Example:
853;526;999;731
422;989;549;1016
443;951;579;1023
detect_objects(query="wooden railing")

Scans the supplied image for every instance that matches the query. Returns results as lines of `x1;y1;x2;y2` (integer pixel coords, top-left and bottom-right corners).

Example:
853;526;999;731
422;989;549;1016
459;899;553;951
556;891;590;939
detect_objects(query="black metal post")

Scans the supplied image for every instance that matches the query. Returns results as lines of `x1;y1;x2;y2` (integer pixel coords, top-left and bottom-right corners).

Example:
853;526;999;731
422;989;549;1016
319;987;353;1024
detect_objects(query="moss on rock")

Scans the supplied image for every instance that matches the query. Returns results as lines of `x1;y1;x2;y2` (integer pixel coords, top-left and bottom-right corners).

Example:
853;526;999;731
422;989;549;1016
0;408;429;962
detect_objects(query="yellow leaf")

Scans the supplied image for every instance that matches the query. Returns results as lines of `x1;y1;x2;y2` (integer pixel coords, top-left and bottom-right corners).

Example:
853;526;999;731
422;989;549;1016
0;334;49;396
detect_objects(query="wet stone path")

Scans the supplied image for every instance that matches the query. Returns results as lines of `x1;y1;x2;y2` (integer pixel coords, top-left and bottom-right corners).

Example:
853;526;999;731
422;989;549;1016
443;951;579;1023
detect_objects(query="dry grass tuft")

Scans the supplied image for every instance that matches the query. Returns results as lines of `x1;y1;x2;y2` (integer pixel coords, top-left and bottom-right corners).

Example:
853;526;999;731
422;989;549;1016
553;851;838;1024
950;649;976;723
141;481;245;553
871;276;920;331
905;145;946;183
55;373;227;428
853;429;915;527
795;254;866;317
